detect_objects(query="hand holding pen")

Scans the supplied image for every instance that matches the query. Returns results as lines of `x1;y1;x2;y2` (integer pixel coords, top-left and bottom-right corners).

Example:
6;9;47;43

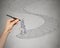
5;14;21;33
0;15;20;48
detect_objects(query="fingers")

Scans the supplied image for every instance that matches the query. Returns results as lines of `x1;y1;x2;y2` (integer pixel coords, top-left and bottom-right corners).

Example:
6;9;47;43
7;18;20;26
11;19;19;25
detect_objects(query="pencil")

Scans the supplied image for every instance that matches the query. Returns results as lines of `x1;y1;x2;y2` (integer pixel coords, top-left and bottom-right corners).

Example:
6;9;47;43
6;14;21;21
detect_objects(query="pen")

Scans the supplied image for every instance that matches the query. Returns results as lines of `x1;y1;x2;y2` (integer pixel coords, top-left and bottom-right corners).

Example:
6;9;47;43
6;14;21;21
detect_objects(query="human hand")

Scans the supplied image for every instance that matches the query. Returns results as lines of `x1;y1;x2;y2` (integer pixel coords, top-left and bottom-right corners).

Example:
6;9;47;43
4;18;19;33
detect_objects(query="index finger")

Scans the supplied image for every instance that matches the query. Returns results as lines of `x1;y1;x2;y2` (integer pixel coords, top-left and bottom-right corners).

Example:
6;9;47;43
11;19;19;25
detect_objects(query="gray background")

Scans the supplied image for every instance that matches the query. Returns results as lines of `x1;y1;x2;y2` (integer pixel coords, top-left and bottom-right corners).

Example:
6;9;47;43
0;0;60;48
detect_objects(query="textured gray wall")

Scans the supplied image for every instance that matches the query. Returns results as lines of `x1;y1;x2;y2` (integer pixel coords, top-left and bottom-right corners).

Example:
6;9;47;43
0;0;60;48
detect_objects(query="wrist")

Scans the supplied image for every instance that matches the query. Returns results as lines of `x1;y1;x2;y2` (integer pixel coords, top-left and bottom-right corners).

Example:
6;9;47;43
4;31;9;35
4;29;10;34
3;30;10;37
